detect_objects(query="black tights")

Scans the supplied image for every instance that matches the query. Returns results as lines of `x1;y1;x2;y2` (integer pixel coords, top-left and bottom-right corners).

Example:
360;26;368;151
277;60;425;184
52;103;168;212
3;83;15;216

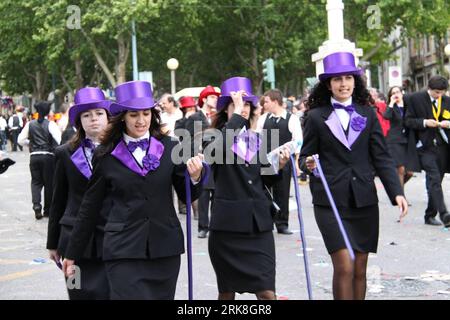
330;249;369;300
218;290;276;300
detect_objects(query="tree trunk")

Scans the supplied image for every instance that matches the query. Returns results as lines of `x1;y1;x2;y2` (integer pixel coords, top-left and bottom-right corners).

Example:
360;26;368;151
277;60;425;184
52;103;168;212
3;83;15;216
35;70;48;101
81;28;117;88
74;56;83;89
116;33;130;84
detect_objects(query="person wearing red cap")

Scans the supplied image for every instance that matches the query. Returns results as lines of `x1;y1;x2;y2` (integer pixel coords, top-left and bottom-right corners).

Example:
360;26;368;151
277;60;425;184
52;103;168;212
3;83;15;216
185;86;221;238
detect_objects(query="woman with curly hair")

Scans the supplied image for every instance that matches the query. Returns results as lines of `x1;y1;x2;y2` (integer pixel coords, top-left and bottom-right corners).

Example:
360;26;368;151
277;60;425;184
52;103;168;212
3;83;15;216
62;81;204;300
299;52;408;300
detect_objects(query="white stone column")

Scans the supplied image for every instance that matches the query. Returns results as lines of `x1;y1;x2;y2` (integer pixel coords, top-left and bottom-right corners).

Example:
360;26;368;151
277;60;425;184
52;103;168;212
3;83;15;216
327;0;345;42
312;0;363;78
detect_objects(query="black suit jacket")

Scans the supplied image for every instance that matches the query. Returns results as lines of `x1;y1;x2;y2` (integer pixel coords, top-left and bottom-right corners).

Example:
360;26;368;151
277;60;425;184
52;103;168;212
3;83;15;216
65;135;202;261
300;104;403;208
383;104;409;144
207;114;280;233
46;144;109;258
405;91;450;149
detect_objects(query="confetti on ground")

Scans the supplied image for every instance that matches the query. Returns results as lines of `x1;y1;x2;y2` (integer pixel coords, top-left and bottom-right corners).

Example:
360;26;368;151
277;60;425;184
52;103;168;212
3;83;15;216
277;295;289;300
437;290;450;295
29;258;46;265
313;262;329;267
194;252;207;256
296;253;304;257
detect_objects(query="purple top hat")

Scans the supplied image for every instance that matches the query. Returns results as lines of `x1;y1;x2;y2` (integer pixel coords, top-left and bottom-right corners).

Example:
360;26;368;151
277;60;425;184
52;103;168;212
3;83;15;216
110;81;155;115
69;87;111;126
217;77;259;111
318;52;362;82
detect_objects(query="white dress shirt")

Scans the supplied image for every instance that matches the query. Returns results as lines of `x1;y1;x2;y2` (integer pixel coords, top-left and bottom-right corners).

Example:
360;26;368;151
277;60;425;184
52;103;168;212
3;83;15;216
330;97;353;131
256;109;303;153
123;132;150;167
18;118;62;155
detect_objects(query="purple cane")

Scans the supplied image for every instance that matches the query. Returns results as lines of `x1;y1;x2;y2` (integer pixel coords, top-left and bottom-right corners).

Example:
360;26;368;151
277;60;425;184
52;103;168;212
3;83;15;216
290;156;313;300
185;162;211;300
312;154;355;261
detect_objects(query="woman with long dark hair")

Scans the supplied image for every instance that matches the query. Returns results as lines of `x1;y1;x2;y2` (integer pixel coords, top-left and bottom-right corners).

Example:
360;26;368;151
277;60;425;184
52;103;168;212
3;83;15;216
62;81;204;300
206;77;290;300
383;86;414;191
300;52;408;300
47;87;111;299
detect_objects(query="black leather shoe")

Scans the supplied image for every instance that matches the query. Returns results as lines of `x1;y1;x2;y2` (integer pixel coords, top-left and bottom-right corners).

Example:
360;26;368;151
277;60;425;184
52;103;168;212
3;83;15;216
35;211;43;220
440;213;450;228
277;228;293;235
34;205;43;220
424;217;442;226
198;230;208;239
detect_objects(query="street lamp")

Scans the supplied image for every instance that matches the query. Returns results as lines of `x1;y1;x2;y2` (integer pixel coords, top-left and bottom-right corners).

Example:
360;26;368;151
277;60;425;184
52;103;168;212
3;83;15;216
445;44;450;57
167;58;179;95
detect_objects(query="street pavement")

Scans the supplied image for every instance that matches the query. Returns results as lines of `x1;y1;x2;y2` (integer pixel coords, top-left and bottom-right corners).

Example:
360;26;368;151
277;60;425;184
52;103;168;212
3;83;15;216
1;150;450;300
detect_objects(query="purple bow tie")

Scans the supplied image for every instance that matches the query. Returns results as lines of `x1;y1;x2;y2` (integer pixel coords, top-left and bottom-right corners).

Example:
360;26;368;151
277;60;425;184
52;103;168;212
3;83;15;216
81;139;95;151
127;138;149;153
333;103;355;114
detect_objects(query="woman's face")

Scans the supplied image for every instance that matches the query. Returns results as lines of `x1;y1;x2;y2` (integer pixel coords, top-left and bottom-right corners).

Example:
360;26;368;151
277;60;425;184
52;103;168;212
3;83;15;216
329;75;355;102
80;108;108;139
226;102;252;120
124;109;152;138
390;87;403;103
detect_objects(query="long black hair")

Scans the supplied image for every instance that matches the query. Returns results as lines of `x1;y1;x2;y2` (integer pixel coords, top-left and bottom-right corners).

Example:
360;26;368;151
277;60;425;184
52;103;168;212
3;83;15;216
97;108;165;157
210;102;257;130
306;75;374;110
34;101;51;123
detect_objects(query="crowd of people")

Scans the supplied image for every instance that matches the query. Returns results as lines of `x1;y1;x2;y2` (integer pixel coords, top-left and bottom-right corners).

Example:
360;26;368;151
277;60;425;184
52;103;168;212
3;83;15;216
1;50;450;300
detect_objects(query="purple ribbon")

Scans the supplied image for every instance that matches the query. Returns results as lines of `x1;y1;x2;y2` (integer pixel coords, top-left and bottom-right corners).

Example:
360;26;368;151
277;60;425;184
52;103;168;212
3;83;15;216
184;161;210;300
142;153;160;171
312;154;355;261
350;116;367;131
290;156;313;300
81;138;95;152
333;103;355;114
127;138;149;152
235;131;261;152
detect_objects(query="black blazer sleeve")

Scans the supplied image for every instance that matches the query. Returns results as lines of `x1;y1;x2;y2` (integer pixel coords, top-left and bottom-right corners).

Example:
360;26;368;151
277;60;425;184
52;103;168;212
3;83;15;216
368;108;404;204
64;158;107;260
172;162;202;205
382;106;394;120
405;95;426;131
46;147;68;250
299;112;319;174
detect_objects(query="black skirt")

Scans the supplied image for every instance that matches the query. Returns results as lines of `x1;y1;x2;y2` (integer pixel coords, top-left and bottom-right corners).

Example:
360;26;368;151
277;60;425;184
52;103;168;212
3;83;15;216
314;204;379;254
66;259;110;300
104;256;180;300
208;230;275;294
387;142;408;167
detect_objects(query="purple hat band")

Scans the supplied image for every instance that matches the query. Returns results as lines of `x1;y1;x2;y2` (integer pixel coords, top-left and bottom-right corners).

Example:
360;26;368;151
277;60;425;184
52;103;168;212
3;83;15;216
217;77;258;110
319;52;362;81
70;87;111;126
110;81;155;115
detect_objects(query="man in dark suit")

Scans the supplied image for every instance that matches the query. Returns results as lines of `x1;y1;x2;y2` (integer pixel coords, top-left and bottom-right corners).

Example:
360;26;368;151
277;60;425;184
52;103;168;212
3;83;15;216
405;75;450;227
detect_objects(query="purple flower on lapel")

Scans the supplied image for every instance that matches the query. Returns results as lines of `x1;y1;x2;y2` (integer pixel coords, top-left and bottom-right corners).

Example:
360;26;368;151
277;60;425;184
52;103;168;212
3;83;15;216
142;153;160;171
350;116;366;131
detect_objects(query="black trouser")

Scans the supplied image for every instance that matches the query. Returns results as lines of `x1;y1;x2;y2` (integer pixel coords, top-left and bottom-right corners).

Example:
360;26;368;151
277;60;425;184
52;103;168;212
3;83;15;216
419;145;449;218
10;129;22;151
198;189;213;232
29;154;55;215
272;163;292;230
